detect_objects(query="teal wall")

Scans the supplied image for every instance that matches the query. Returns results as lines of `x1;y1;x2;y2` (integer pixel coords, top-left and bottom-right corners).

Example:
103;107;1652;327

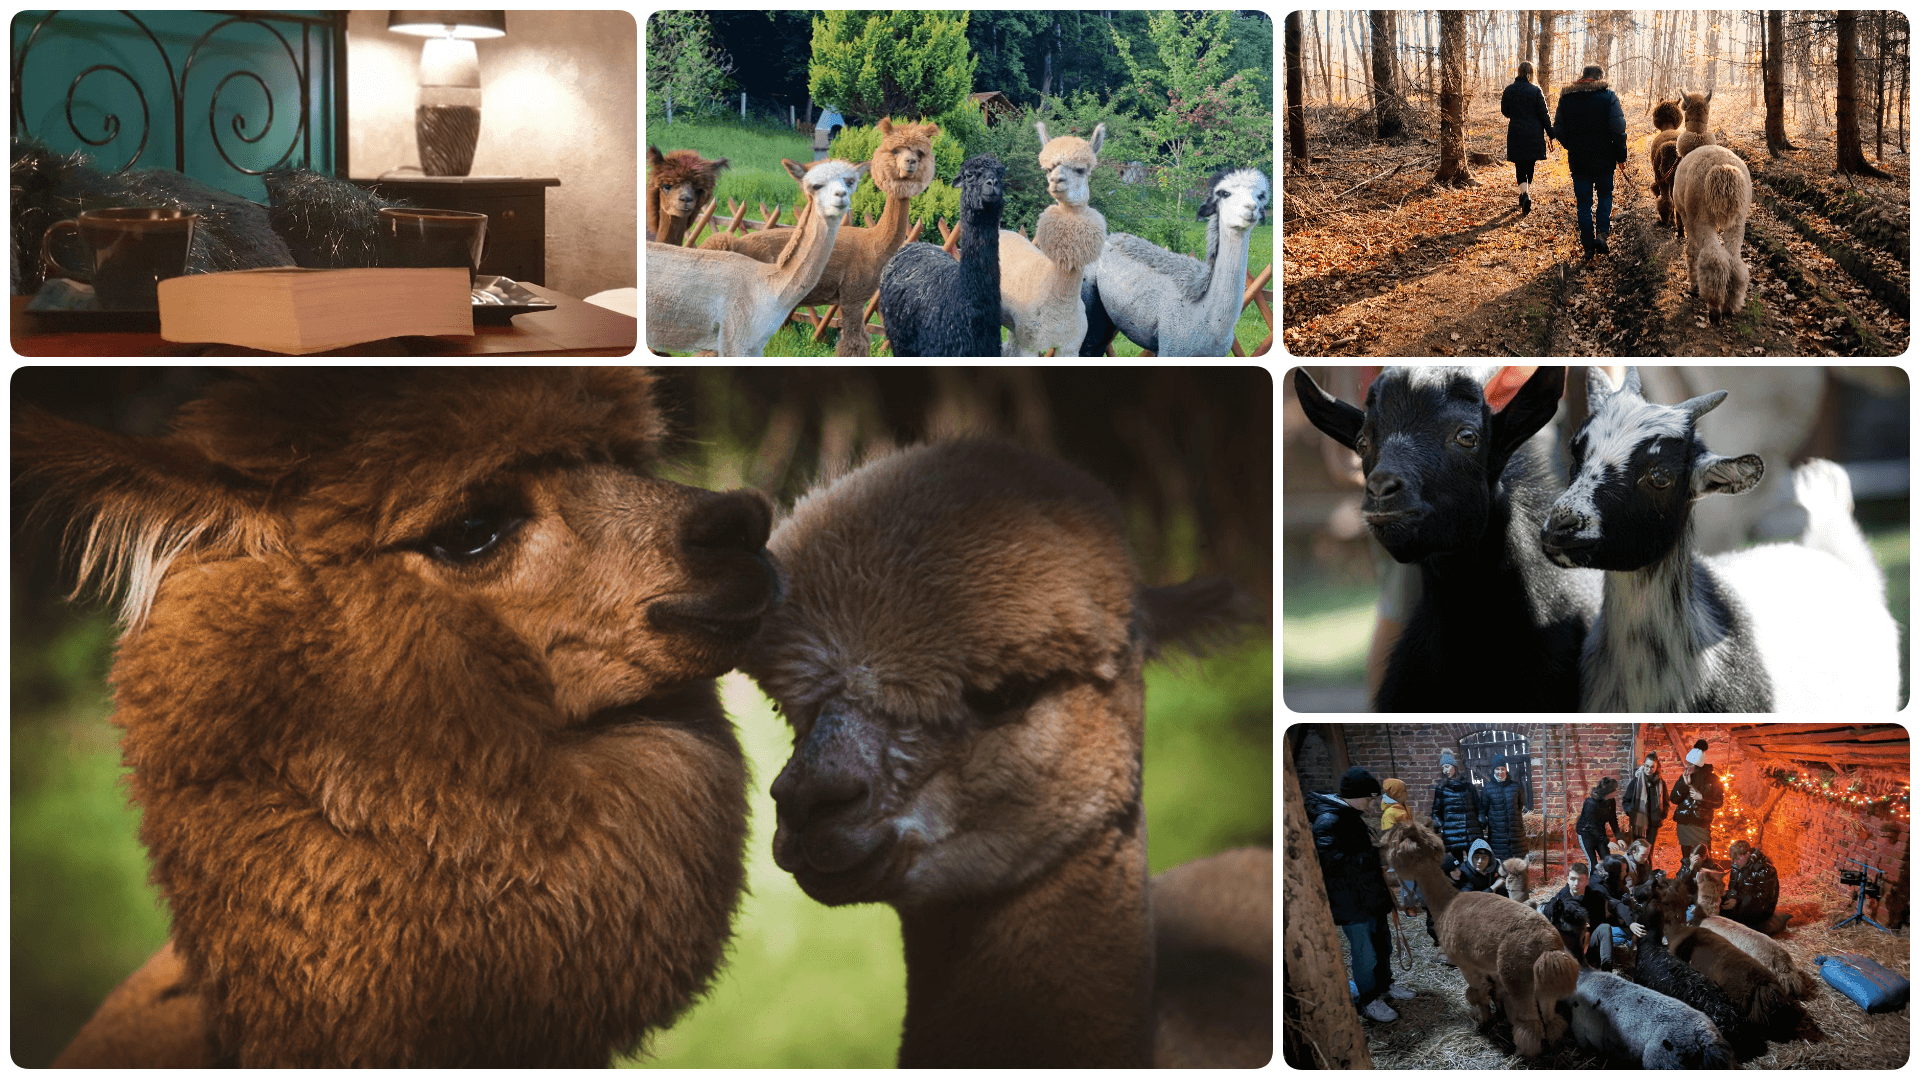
12;10;340;201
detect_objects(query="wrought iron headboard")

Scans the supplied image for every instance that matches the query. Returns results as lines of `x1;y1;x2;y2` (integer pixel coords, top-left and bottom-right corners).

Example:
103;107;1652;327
11;9;347;199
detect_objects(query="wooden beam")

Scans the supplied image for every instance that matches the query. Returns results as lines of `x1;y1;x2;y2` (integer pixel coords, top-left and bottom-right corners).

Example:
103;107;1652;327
1662;723;1693;762
1745;743;1909;759
1328;723;1353;777
1731;723;1906;743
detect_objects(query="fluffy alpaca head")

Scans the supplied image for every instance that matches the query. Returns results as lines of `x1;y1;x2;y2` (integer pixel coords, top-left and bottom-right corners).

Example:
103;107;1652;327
1678;87;1713;130
1653;98;1683;130
1694;867;1726;914
786;157;869;221
1034;120;1106;207
647;146;729;227
873;117;940;199
1500;857;1530;899
1196;168;1271;266
955;153;1007;215
742;439;1148;907
1382;818;1448;875
15;370;777;1065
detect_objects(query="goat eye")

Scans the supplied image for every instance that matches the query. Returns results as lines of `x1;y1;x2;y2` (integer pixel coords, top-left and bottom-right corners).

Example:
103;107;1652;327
1646;466;1674;489
1354;432;1369;455
1456;428;1480;449
424;510;523;564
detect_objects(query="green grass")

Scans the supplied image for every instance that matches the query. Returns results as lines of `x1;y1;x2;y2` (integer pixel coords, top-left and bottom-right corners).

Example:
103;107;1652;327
12;618;1272;1068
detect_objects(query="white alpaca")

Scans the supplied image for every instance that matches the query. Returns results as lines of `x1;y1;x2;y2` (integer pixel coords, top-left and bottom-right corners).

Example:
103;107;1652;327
646;158;868;357
999;122;1107;357
1671;143;1751;321
1081;168;1269;357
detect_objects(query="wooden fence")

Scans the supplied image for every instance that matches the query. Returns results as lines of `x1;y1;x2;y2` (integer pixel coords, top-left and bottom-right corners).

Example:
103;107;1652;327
665;198;1273;357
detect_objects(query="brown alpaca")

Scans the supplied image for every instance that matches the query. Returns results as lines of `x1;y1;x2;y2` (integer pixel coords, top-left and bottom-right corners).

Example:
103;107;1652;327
1676;88;1717;157
703;118;938;355
1495;856;1532;903
19;369;776;1067
739;438;1267;1068
648;146;729;246
1650;98;1683;227
1653;872;1792;1028
1000;121;1107;356
1384;820;1579;1059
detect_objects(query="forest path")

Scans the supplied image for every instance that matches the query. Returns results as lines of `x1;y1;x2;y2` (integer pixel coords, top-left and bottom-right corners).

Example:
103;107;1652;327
1283;131;1909;357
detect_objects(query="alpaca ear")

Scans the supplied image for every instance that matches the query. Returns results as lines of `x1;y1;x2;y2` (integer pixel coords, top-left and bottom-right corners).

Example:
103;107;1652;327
855;162;871;180
879;117;894;135
711;157;730;174
782;158;806;183
923;122;941;140
14;408;278;628
1034;120;1050;147
1088;122;1106;156
647;146;664;167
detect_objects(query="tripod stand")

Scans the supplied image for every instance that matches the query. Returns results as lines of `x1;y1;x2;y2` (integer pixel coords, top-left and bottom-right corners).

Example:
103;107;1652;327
1834;859;1892;932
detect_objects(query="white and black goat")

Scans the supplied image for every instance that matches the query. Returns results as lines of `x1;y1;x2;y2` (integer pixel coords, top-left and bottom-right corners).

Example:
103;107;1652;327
1570;968;1736;1069
1539;366;1900;712
1295;366;1600;711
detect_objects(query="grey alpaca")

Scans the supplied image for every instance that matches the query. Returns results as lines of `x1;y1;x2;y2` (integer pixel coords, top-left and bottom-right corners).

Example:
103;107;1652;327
1079;168;1269;357
879;155;1006;357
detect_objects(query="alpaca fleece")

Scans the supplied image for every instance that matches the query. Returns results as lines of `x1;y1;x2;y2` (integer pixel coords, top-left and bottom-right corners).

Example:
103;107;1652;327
18;369;771;1066
880;154;1007;356
647;146;729;245
1634;907;1767;1060
1672;143;1752;318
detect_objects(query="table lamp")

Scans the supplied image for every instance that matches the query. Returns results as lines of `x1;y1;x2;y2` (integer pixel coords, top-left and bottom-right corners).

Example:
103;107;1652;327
387;11;507;176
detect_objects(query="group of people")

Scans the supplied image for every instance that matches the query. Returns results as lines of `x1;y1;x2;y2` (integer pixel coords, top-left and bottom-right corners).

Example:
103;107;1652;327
1501;60;1630;260
1309;738;1782;1026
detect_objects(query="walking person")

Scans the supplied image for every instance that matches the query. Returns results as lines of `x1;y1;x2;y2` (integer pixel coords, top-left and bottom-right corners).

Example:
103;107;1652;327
1670;739;1725;859
1308;767;1410;1023
1501;61;1554;217
1551;64;1628;259
1575;776;1625;875
1621;751;1669;856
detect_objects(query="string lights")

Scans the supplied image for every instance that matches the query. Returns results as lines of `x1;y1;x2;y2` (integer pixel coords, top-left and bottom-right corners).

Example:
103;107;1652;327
1766;767;1911;823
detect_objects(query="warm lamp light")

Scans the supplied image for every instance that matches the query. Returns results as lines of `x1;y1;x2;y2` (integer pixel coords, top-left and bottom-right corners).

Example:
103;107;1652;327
387;11;507;176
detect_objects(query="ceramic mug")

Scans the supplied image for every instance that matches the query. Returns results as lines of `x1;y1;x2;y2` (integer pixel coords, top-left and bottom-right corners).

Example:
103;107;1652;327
377;207;488;283
40;207;198;310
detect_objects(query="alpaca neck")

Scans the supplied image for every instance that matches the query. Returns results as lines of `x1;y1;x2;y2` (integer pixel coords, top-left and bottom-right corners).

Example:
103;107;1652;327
872;183;917;257
1200;217;1254;332
896;808;1153;1068
771;200;844;309
1037;202;1104;301
1589;532;1705;711
961;203;1003;345
1399;855;1461;922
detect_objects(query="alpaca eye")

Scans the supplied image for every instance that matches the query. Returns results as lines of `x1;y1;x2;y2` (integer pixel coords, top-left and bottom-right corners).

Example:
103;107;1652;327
963;673;1049;722
1456;428;1480;449
423;507;524;564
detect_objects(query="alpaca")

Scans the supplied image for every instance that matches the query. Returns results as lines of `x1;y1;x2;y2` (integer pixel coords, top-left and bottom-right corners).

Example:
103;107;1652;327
1653;872;1794;1031
647;146;729;246
1492;856;1531;903
738;438;1267;1067
999;121;1107;356
1650;98;1683;227
702;118;938;356
879;155;1007;356
1698;915;1809;998
647;158;869;356
1383;820;1580;1059
1676;88;1717;157
1079;168;1269;357
1635;902;1769;1060
1671;143;1751;320
19;369;776;1066
1570;968;1736;1069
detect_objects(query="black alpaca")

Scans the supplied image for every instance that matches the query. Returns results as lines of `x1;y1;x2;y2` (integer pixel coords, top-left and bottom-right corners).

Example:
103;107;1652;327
1633;907;1766;1060
1294;367;1601;711
879;154;1005;356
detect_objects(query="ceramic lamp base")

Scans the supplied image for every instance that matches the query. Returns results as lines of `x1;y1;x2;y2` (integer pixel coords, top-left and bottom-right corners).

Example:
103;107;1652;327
417;104;480;176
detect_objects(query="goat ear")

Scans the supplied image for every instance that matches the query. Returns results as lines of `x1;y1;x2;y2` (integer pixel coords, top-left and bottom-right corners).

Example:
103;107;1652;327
1487;365;1566;473
1292;368;1364;451
14;408;277;628
1693;452;1764;498
1482;365;1535;411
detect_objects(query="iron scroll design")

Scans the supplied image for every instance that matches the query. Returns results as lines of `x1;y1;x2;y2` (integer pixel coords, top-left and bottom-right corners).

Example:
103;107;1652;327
11;10;345;179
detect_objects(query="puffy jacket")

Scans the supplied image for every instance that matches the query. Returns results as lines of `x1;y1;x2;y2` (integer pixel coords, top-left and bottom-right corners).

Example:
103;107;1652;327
1501;77;1554;163
1429;775;1486;853
1725;850;1780;925
1670;764;1725;827
1381;777;1412;833
1620;767;1668;826
1308;789;1394;925
1576;789;1622;845
1552;78;1627;178
1483;770;1528;861
1446;837;1498;892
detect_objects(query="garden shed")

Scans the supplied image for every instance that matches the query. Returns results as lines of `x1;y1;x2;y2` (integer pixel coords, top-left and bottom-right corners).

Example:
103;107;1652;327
1284;722;1910;1069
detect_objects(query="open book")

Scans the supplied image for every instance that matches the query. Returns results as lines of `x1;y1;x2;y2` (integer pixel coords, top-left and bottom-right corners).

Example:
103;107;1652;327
158;267;474;354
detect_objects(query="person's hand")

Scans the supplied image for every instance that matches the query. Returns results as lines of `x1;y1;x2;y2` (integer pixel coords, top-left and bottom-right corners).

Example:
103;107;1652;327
1721;894;1735;909
1629;922;1646;939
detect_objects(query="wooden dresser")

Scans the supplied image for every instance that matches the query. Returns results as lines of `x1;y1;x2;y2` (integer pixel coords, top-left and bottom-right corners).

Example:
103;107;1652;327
349;176;561;286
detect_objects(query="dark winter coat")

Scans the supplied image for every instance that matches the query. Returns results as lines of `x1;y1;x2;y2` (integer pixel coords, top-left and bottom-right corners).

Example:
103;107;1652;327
1620;767;1668;827
1551;78;1627;178
1724;850;1780;926
1445;837;1499;892
1670;764;1725;828
1307;789;1394;925
1543;881;1615;954
1576;790;1623;847
1483;769;1528;861
1501;77;1554;163
1429;774;1487;853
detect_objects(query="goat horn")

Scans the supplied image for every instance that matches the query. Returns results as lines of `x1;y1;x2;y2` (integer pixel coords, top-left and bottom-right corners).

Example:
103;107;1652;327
1678;390;1729;420
1622;365;1643;397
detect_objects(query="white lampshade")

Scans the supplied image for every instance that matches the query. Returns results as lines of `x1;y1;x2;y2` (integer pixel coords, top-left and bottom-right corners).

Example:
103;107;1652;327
418;37;481;88
387;11;506;39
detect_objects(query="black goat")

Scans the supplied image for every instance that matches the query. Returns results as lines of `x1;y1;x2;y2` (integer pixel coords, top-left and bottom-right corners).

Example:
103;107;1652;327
1633;907;1768;1060
1293;366;1601;711
879;155;1005;356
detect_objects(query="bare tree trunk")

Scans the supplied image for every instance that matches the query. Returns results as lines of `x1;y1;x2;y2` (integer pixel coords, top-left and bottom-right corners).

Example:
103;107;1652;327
1705;12;1719;93
1874;11;1888;156
1318;11;1335;107
1765;10;1795;154
1287;12;1309;161
1435;11;1474;186
1370;10;1404;140
1537;10;1555;111
1281;740;1373;1069
1837;10;1892;177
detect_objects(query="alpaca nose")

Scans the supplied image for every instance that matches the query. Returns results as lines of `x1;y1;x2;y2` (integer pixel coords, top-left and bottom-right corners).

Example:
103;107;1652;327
772;702;880;832
679;489;772;560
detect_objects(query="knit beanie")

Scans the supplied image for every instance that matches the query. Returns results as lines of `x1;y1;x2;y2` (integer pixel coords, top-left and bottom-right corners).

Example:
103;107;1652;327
1340;767;1382;799
1686;739;1708;766
1440;749;1457;769
1492;753;1508;770
1381;777;1408;805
